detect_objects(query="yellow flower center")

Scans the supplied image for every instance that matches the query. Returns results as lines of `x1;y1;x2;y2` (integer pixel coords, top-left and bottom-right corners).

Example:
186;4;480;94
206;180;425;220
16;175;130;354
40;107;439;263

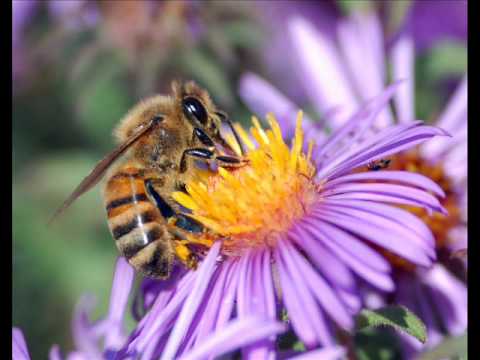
172;112;318;256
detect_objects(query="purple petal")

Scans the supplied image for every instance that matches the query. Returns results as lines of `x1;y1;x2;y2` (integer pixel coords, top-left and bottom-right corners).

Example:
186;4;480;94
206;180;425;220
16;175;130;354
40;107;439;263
178;317;285;360
238;72;324;142
422;265;467;334
214;260;241;332
160;242;221;360
322;182;446;215
12;328;31;360
318;123;448;180
337;13;392;127
289;226;355;290
311;208;432;267
297;219;395;291
421;75;467;158
284;240;353;329
193;262;233;347
130;271;196;354
104;257;135;349
318;200;436;258
315;81;402;166
288;16;358;128
324;170;445;197
49;345;63;360
71;296;103;359
276;242;334;347
391;35;415;123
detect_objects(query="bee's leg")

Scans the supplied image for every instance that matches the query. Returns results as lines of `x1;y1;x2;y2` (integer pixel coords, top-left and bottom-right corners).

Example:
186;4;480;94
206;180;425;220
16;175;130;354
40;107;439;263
167;221;199;270
179;148;215;173
215;111;246;155
145;179;175;218
194;126;245;160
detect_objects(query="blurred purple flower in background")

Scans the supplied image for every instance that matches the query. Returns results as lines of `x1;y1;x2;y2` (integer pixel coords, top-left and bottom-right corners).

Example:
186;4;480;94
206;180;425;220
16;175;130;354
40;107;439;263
406;0;467;51
239;8;467;356
12;0;38;85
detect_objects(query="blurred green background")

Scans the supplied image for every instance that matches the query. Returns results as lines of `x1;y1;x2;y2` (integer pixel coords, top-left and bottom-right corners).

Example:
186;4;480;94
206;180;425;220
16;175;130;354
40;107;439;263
12;0;466;358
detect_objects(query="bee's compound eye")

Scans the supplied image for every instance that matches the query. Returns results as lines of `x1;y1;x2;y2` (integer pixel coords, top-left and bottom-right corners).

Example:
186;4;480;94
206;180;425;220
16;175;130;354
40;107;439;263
152;115;164;123
182;97;208;125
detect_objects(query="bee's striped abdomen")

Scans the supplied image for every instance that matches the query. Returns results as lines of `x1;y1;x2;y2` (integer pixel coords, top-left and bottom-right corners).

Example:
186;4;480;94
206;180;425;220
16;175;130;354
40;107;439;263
104;166;174;278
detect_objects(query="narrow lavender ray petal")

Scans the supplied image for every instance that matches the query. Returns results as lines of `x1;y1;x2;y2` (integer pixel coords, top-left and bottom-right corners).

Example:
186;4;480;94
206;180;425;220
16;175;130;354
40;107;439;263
321;182;446;215
238;72;322;141
317;199;436;252
178;317;286;360
131;271;196;353
312;207;434;265
274;247;319;347
287;346;346;360
391;35;415;123
261;249;277;320
214;260;241;333
244;252;274;359
324;171;445;197
316;121;424;179
337;13;392;127
160;242;221;360
104;257;135;349
300;216;391;272
422;265;467;330
289;225;355;290
177;266;227;356
336;286;362;313
315;201;436;259
288;16;358;128
236;251;253;319
314;81;402;165
278;242;334;346
71;296;103;360
421;110;467;160
12;328;31;360
284;239;353;329
429;285;467;336
322;125;448;180
413;280;444;349
193;263;232;347
294;222;393;291
48;345;62;360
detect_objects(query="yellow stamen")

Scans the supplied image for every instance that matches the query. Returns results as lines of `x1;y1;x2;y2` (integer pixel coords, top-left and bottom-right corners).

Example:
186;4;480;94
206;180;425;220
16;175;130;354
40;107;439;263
171;113;317;256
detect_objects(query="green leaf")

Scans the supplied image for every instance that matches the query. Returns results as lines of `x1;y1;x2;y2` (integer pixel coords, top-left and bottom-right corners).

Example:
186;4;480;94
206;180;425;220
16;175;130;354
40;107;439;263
356;305;427;344
354;328;402;360
424;41;468;80
337;0;373;15
417;332;467;360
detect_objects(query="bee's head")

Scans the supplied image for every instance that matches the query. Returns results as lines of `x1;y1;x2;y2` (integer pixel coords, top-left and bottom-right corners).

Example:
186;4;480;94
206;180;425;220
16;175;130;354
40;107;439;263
172;80;225;141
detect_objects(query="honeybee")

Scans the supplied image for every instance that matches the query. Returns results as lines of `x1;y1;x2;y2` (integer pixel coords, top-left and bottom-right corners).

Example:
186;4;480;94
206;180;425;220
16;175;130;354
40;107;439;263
51;81;246;279
367;158;391;171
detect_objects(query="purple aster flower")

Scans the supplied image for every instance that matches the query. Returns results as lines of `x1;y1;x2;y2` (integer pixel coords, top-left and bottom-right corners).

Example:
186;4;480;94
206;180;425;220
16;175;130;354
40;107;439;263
120;78;448;357
239;10;466;356
12;257;286;359
48;0;99;30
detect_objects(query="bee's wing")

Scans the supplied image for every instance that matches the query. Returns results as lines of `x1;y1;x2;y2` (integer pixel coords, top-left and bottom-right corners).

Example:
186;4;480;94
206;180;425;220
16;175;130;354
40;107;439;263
49;118;160;224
